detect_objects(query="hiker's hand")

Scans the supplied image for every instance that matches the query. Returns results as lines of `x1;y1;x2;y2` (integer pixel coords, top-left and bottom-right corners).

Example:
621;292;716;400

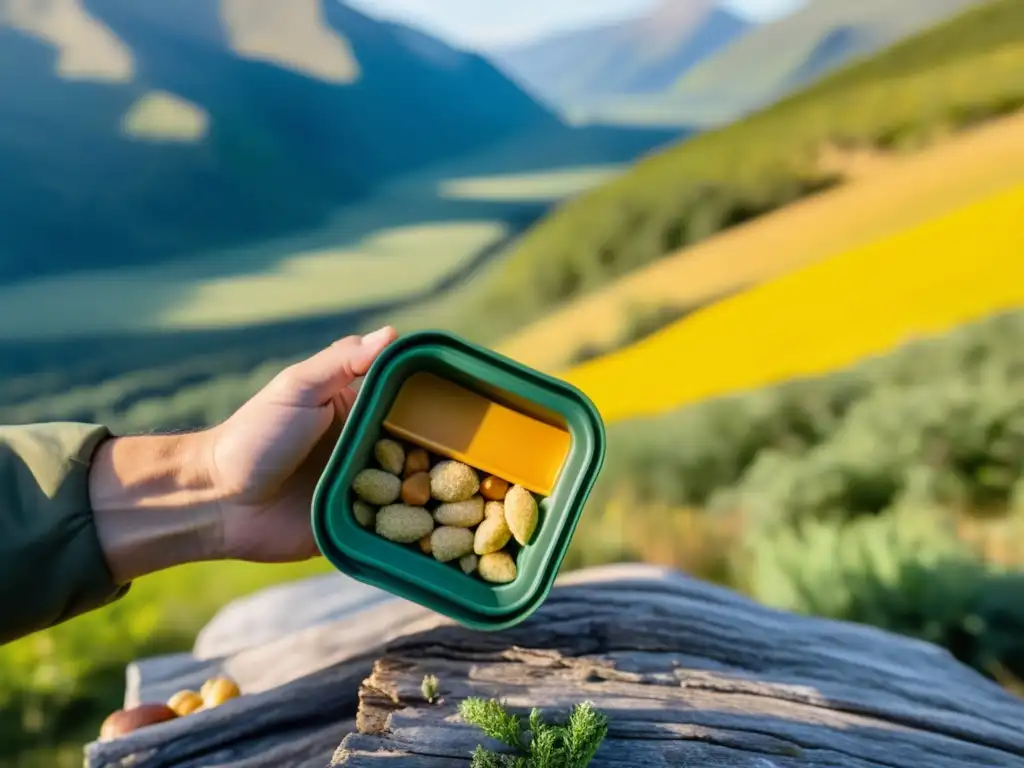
89;327;398;583
205;326;398;562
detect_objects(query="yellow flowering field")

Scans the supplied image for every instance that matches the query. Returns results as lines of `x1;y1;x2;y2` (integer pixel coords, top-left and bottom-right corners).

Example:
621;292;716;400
563;183;1024;423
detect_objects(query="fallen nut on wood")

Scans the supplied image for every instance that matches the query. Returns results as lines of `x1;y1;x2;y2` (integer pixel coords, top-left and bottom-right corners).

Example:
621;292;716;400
166;689;204;717
200;676;241;708
99;704;178;741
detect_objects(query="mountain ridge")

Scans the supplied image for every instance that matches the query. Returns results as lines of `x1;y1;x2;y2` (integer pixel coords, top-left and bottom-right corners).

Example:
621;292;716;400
490;0;751;108
671;0;988;122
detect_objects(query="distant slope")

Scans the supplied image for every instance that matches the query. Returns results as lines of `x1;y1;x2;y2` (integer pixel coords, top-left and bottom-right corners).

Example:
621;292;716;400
561;184;1024;423
496;111;1024;374
672;0;986;123
490;0;750;108
447;0;1024;344
0;0;562;282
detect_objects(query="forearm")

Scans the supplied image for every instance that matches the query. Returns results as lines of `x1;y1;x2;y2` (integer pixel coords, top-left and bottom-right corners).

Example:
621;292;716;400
89;432;227;584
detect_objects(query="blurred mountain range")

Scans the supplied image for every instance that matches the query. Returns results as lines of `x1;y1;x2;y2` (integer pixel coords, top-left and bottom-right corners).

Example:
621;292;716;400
489;0;751;108
490;0;986;125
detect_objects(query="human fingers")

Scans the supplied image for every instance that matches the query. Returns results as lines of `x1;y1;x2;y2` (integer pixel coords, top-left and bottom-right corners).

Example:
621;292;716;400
269;326;397;407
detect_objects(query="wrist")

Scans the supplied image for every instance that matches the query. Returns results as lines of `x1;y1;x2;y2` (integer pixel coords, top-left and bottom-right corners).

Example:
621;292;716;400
89;431;229;584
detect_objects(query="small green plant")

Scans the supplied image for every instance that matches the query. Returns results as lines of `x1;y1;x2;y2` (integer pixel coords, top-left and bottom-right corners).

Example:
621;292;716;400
459;697;609;768
421;674;439;704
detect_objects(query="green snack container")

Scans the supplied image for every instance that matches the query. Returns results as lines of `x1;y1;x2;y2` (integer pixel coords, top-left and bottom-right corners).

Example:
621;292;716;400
311;329;606;631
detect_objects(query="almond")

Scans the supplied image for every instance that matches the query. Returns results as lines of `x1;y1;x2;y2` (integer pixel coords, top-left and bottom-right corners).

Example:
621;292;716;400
478;552;517;584
474;509;512;555
431;526;475;562
434;496;485;528
352;500;376;528
374;438;405;475
504;485;539;546
429;460;479;502
352;469;401;506
376;504;434;543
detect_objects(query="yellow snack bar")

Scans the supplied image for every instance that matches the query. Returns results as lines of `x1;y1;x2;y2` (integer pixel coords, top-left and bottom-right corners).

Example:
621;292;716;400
382;371;570;496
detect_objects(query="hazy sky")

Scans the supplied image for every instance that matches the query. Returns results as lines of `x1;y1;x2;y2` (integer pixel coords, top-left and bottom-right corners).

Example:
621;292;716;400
347;0;807;49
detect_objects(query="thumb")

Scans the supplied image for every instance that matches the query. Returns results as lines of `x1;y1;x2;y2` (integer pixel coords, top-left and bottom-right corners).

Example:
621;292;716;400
273;326;398;407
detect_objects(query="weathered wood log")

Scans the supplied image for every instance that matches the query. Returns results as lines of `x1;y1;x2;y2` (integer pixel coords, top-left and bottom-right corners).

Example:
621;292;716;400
191;573;390;660
86;564;1024;768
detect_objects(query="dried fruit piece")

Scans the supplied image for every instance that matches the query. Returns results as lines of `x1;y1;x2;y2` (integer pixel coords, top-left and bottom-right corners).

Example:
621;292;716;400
100;704;178;741
352;469;401;506
376;504;434;543
474;507;512;555
201;676;241;708
480;475;509;501
504;485;539;546
431;526;475;562
374;438;405;475
401;472;431;506
434;496;484;528
404;448;431;478
459;553;479;575
419;534;433;555
429;460;479;503
353;500;376;528
478;552;517;583
167;690;203;717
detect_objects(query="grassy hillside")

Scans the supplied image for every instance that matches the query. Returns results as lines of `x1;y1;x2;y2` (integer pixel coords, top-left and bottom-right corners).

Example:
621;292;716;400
497;110;1024;373
672;0;985;123
442;0;1024;345
491;0;750;108
0;0;561;282
562;184;1024;423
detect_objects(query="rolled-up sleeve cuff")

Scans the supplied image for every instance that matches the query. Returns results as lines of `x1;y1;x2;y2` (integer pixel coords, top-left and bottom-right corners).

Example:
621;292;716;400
0;422;130;644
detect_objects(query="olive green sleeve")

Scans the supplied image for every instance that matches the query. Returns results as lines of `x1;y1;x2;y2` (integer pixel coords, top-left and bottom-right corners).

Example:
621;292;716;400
0;422;130;644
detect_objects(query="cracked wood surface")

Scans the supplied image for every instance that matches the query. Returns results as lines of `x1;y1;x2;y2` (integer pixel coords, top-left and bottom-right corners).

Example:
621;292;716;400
85;564;1024;767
